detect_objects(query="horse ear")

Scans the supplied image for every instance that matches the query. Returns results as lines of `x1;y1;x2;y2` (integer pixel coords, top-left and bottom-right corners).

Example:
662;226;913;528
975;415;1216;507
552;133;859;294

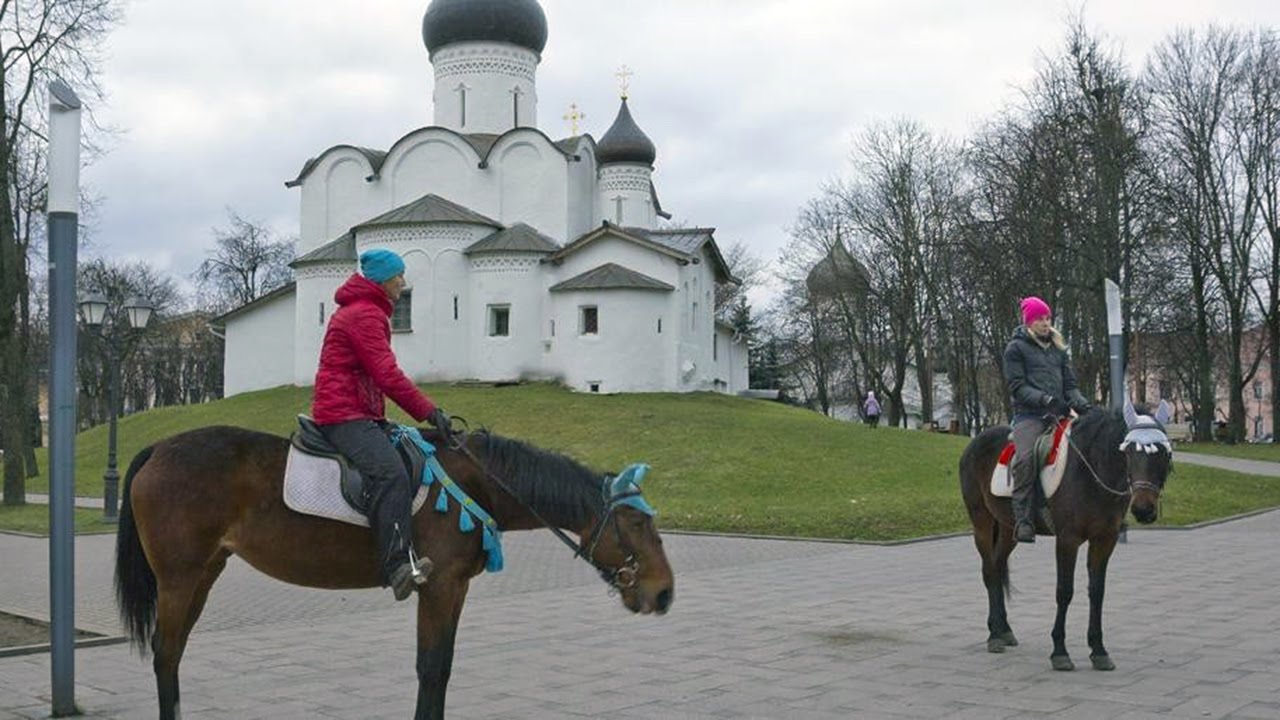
611;463;649;494
1154;400;1172;426
1123;400;1139;429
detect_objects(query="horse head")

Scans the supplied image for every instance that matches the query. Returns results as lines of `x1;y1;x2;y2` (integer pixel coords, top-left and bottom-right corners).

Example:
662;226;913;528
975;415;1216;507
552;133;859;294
582;464;675;616
1121;400;1174;524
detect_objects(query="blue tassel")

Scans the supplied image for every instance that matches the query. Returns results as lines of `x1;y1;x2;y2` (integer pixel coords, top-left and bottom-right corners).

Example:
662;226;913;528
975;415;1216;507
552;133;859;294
458;511;475;533
435;489;448;513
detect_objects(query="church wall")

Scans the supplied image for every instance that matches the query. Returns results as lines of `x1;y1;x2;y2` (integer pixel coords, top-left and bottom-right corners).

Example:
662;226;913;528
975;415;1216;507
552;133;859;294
224;289;296;395
676;256;719;390
293;264;351;386
467;252;547;382
713;325;748;393
566;143;597;241
355;223;489;382
298;150;382;253
546;290;672;392
386;134;488;215
430;42;539;135
492;136;568;239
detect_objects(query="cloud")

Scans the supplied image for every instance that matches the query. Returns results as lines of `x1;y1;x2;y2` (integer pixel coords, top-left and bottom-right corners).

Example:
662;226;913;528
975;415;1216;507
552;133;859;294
80;0;1279;306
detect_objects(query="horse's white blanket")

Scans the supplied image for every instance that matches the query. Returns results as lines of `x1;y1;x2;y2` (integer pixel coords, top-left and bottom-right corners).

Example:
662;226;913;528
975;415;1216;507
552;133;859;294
282;444;429;527
990;421;1073;499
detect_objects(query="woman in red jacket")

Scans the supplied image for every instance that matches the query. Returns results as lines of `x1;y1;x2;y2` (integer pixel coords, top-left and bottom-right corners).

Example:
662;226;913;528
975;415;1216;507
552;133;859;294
313;248;452;601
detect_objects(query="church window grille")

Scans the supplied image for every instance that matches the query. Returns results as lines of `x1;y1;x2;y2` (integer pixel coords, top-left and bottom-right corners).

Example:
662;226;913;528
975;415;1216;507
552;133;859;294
488;305;510;337
580;306;598;335
391;291;413;332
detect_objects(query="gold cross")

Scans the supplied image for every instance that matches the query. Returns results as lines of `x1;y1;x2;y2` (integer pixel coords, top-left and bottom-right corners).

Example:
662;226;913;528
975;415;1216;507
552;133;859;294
616;65;634;99
562;103;585;136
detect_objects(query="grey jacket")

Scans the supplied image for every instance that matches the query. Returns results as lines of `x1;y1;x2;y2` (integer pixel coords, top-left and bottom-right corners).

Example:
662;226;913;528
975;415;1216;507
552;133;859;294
1002;326;1087;419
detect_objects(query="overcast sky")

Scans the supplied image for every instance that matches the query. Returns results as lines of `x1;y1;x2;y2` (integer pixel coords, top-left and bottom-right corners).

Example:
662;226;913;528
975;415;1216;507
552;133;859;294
81;0;1278;307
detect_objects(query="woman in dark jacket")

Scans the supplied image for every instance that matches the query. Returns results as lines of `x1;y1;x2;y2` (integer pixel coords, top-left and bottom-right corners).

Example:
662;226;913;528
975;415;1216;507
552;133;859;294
313;248;452;600
1002;296;1091;543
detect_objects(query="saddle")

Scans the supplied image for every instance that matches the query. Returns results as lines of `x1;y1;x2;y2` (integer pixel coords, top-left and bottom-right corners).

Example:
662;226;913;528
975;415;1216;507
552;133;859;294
290;415;428;515
990;418;1073;501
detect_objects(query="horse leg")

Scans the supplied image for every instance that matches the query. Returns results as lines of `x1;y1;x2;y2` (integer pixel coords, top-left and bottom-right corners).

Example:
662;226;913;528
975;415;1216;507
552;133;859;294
414;578;470;720
1086;534;1119;670
992;523;1018;647
1050;538;1081;671
151;549;230;720
976;513;1017;652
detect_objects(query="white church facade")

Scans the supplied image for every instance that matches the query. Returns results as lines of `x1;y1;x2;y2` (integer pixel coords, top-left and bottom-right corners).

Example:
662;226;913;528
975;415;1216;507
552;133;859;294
217;0;748;397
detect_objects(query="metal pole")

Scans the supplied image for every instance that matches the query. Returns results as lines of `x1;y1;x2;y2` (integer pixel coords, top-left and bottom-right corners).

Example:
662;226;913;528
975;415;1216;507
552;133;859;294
47;80;82;717
1104;279;1125;410
102;339;119;522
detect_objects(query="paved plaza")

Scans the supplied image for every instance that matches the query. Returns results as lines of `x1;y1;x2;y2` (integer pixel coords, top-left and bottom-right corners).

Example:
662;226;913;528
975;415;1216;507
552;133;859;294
1;497;1278;719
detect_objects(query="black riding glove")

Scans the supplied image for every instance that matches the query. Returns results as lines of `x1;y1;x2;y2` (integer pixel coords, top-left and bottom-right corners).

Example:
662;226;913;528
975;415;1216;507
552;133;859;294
429;408;453;446
1070;399;1093;415
1043;395;1070;418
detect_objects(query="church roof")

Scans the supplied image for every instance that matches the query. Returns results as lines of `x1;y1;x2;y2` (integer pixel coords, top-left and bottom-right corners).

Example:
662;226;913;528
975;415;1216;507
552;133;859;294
805;242;869;298
548;222;737;284
356;193;502;230
549;263;674;292
595;98;656;166
291;231;355;266
210;282;297;327
286;127;580;188
422;0;548;56
465;223;560;254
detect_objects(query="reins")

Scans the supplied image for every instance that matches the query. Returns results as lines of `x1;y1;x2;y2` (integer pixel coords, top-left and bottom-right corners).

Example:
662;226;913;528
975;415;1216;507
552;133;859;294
441;422;642;591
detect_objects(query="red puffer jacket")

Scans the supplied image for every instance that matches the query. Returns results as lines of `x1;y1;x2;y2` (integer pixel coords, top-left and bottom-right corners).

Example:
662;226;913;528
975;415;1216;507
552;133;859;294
312;273;436;425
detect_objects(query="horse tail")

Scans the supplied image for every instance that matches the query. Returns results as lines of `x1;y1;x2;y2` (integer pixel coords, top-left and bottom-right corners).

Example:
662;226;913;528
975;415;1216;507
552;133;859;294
115;445;157;654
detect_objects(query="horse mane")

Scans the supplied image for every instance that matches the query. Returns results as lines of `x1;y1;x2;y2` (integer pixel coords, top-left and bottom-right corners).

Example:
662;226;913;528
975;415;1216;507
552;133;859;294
468;430;603;529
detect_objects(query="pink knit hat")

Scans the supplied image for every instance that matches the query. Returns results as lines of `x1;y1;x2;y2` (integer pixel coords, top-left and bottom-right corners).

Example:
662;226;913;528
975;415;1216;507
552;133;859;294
1020;296;1051;325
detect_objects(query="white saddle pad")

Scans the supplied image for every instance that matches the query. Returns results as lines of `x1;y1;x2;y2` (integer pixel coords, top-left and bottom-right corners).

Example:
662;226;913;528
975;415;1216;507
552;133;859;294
282;444;429;527
990;422;1072;500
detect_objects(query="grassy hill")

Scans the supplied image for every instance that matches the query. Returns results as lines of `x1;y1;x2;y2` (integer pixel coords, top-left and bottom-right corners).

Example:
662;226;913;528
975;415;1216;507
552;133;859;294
18;383;1280;541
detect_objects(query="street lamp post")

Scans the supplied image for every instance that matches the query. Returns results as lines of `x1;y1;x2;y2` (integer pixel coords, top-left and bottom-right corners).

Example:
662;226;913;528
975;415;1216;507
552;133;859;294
78;293;152;522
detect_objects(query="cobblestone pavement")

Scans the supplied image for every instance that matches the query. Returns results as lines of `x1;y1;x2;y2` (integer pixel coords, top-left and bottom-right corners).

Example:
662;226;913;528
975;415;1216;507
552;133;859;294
2;503;1278;719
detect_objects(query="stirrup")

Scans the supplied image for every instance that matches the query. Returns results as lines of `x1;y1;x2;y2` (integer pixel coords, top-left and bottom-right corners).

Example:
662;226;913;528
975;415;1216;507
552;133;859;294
407;545;433;587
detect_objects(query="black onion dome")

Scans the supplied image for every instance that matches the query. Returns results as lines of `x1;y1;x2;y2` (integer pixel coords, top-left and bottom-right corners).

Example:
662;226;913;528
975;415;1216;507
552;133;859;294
595;98;656;166
422;0;548;55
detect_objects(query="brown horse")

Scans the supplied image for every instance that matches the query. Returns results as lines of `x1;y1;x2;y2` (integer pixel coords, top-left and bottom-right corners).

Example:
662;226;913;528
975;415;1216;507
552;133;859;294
958;401;1173;671
114;425;675;720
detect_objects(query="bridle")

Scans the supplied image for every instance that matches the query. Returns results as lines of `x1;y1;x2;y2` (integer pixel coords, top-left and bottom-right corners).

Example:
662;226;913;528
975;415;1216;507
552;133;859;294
446;428;646;593
1063;416;1171;500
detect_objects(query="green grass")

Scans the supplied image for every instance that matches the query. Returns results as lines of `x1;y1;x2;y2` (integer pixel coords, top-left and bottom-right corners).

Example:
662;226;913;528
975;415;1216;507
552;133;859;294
0;504;118;536
1178;442;1280;463
13;383;1280;541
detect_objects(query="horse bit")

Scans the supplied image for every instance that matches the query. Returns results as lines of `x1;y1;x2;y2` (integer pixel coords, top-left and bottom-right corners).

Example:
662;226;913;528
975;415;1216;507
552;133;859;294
442;424;643;593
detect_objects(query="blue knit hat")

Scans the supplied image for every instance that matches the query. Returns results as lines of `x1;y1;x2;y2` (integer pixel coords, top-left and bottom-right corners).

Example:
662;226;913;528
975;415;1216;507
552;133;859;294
359;248;405;283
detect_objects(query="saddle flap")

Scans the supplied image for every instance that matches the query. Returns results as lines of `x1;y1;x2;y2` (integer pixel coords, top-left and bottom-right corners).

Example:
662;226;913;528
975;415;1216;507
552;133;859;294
290;416;369;515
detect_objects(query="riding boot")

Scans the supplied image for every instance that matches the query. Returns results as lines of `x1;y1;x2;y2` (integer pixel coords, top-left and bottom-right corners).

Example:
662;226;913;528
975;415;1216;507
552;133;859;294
369;484;433;601
1010;462;1037;543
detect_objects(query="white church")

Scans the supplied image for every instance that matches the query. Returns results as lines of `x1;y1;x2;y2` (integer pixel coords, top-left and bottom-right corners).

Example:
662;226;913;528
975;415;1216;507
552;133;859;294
218;0;748;397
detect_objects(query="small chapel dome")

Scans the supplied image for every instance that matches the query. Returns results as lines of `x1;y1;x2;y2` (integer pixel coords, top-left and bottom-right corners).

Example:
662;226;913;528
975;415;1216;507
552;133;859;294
422;0;549;55
595;98;656;167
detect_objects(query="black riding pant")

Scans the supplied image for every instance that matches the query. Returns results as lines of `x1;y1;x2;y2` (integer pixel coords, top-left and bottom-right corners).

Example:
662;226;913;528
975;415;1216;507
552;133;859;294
319;419;415;585
1009;416;1049;509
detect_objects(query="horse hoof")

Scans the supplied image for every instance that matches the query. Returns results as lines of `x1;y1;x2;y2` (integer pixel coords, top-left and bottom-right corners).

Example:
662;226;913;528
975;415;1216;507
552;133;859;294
987;638;1006;653
1090;654;1115;671
998;631;1018;647
1051;655;1075;671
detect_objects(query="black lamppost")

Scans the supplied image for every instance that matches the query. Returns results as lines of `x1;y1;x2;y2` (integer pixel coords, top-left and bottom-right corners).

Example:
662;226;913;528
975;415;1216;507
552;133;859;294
78;292;153;522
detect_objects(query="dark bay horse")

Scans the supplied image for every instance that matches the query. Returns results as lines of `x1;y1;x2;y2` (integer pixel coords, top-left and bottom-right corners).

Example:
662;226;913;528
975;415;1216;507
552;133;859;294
114;425;674;720
958;401;1173;671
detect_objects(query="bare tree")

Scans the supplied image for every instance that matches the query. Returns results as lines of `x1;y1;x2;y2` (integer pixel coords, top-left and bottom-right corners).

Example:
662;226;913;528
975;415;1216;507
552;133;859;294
1;0;121;505
195;210;295;312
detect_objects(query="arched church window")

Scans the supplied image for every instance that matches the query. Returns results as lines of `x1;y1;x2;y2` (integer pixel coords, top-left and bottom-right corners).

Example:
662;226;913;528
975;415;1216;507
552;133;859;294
453;295;459;321
510;86;524;128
